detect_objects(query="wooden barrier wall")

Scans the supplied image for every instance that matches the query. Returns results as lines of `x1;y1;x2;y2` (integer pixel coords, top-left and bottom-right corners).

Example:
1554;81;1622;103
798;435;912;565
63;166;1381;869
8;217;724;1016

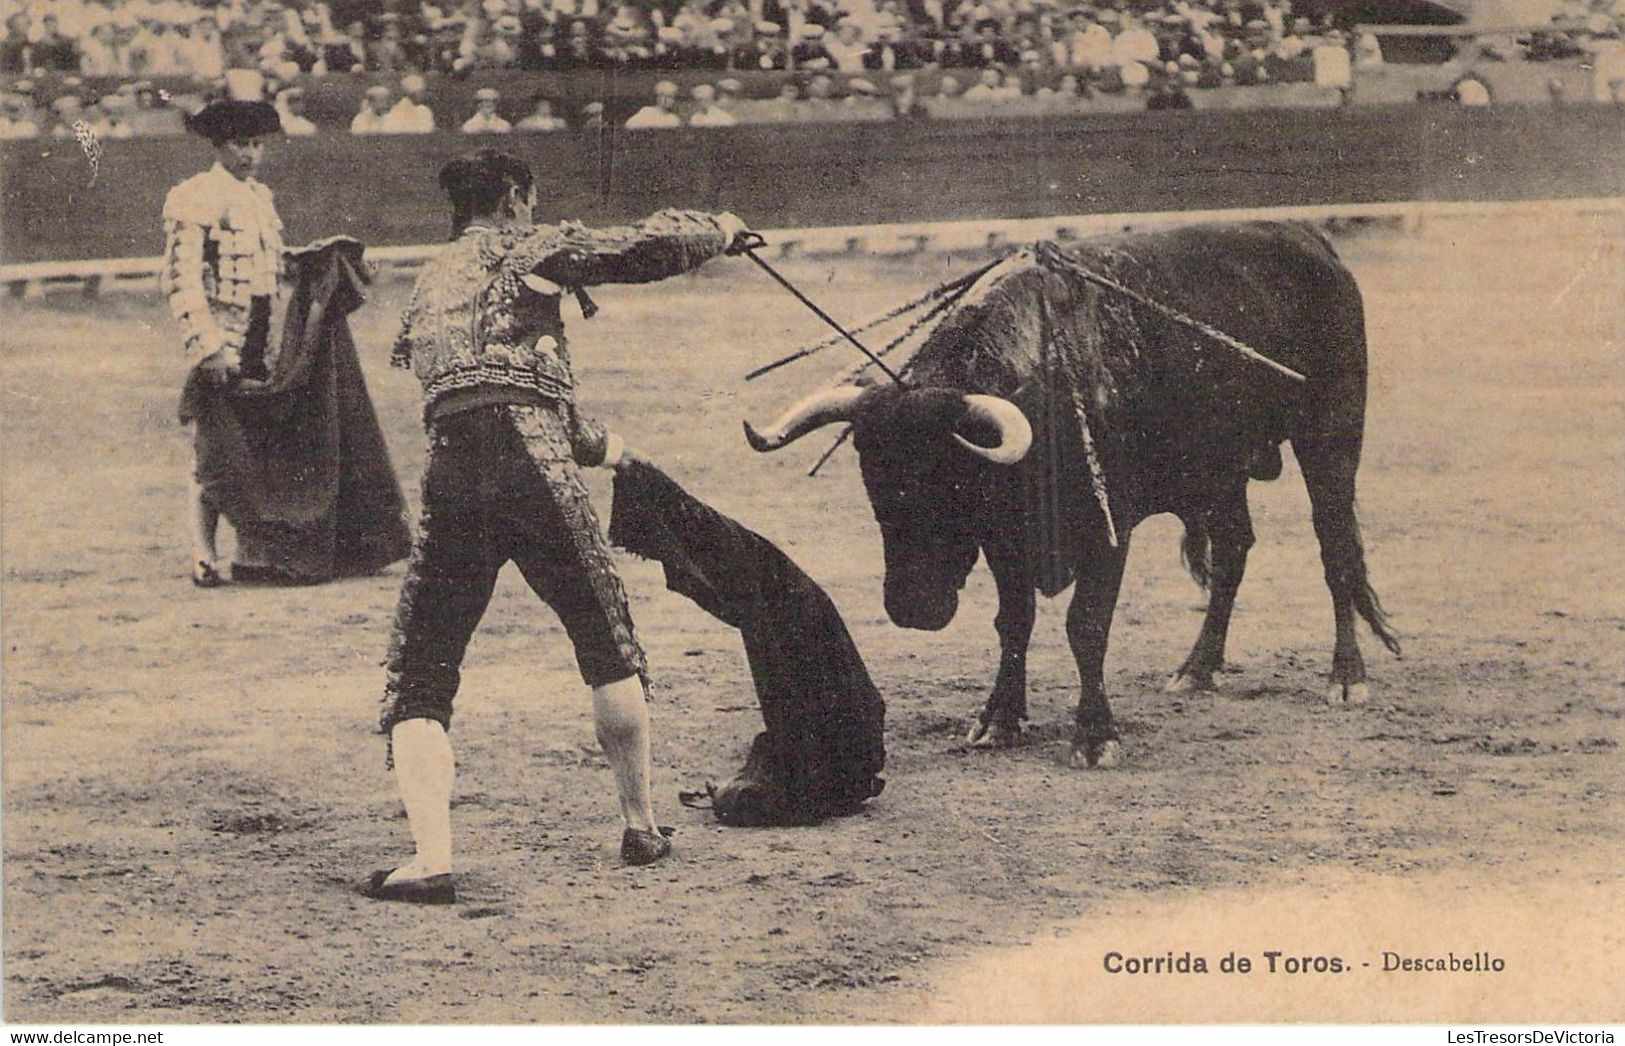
3;102;1622;265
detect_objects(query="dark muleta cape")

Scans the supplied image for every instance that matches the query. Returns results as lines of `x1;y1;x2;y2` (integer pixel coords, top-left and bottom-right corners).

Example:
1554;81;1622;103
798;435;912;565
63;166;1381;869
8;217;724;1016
179;237;411;583
608;460;885;826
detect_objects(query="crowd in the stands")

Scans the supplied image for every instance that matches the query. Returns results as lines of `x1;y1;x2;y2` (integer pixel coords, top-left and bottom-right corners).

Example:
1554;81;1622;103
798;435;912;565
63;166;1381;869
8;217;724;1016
1;0;1622;137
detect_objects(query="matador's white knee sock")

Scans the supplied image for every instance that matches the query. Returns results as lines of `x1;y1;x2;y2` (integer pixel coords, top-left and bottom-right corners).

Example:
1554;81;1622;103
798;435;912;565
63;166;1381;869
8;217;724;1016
592;676;658;833
188;471;219;564
389;718;455;880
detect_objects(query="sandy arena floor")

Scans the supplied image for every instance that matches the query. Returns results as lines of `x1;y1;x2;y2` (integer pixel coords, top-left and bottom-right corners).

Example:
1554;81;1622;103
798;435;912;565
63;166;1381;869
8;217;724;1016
2;211;1621;1023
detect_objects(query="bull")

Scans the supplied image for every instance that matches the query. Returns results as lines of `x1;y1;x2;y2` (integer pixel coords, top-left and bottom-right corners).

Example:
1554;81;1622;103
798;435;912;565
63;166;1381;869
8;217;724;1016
744;222;1400;768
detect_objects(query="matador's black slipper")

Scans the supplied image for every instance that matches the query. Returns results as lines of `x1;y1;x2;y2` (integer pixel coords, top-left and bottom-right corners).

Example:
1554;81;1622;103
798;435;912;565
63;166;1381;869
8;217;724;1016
192;560;227;588
621;826;675;867
359;868;456;905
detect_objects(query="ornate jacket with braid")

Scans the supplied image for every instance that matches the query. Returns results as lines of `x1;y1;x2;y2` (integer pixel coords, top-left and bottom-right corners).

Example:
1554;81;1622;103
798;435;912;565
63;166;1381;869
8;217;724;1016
160;163;286;362
391;209;731;416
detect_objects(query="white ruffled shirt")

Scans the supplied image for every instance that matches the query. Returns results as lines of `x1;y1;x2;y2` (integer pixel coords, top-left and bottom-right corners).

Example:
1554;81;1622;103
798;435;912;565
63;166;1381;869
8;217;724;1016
160;162;285;358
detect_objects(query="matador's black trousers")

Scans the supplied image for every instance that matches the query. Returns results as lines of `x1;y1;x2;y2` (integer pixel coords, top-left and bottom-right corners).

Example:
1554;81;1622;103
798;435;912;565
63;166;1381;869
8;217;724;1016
379;402;646;741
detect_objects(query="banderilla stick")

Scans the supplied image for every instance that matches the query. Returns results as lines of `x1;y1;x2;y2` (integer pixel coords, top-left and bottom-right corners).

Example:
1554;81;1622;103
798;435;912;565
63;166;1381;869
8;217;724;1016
741;246;903;385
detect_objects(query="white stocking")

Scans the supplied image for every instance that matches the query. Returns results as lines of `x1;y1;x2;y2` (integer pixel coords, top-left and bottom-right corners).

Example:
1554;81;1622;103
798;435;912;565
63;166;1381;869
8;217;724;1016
592;676;658;833
188;470;219;566
387;718;455;883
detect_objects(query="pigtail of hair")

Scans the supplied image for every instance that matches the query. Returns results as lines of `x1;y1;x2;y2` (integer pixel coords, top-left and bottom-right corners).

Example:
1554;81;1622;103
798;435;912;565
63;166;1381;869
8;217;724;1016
449;204;473;240
439;156;475;240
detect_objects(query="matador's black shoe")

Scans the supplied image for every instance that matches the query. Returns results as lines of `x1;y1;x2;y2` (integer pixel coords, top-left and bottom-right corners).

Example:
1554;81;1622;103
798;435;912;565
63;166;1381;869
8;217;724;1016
192;560;227;588
621;826;674;867
359;868;456;905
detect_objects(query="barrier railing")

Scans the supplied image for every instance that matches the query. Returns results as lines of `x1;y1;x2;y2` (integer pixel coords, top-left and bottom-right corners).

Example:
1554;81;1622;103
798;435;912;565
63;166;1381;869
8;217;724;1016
7;197;1620;298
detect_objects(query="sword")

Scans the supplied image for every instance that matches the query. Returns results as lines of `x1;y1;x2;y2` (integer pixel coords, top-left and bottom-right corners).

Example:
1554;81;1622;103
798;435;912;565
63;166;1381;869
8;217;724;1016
736;241;903;385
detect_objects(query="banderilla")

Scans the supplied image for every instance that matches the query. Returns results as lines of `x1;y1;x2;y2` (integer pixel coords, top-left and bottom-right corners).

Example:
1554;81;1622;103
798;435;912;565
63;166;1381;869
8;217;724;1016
738;242;903;385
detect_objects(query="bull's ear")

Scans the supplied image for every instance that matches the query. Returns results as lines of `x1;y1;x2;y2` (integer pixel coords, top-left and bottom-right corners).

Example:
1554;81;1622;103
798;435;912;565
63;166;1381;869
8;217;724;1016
952;394;1033;465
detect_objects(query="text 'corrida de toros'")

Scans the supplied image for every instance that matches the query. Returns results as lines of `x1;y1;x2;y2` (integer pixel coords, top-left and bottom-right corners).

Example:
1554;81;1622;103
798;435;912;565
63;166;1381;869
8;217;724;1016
1102;951;1346;974
1101;950;1510;974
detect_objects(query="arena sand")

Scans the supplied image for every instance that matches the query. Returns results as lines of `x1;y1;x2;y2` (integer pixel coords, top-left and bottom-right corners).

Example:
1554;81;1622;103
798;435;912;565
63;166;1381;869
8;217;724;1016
2;210;1620;1023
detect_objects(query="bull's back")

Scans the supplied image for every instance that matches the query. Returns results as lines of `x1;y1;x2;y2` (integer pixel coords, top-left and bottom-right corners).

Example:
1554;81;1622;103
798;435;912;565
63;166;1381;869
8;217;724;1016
1072;221;1364;381
1064;221;1368;510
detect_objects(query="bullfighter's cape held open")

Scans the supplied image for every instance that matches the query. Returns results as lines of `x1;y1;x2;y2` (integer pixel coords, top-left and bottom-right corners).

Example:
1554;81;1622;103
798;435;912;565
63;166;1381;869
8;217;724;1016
179;237;412;583
608;460;885;826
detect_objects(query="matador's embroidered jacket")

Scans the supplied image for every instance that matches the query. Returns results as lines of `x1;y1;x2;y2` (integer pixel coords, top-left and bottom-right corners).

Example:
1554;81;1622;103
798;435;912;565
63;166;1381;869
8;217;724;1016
161;163;286;362
391;209;731;416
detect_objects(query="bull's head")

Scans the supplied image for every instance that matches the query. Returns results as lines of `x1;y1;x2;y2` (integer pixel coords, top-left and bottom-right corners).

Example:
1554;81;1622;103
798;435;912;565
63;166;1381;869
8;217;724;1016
745;384;1032;631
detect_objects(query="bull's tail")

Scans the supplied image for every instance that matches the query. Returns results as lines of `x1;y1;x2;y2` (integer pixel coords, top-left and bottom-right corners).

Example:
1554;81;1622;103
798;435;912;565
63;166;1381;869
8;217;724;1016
1180;520;1212;592
1349;510;1402;656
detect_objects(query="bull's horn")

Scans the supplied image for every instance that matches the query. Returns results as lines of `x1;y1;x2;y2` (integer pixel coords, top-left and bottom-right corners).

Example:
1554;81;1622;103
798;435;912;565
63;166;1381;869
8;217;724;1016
743;385;868;453
953;394;1033;465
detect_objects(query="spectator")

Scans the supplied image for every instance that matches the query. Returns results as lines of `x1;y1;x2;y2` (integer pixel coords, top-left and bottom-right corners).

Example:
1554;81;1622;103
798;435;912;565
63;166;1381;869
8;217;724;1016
461;86;511;131
79;21;125;75
1112;13;1159;70
2;14;36;73
962;64;1018;103
624;78;680;127
48;92;83;138
88;96;135;138
801;69;839;113
351;83;394;132
1;91;40;138
745;76;801;120
371;17;418;73
385;73;436;132
791;24;834;68
1353;29;1383;72
283;0;338;56
715;76;743;114
578;98;607;130
825;18;868;71
128;81;185;136
275;86;318;134
1057;9;1112;70
188;17;227;80
1035;71;1088;108
687;81;735;124
1451;68;1493;106
888;72;926;118
34;13;78;70
737;20;789;69
514;91;566;130
1146;71;1195;110
1014;46;1045;94
550;19;601;70
600;3;653;64
669;3;716;57
485;14;523;66
842;75;889;118
324;19;368;72
259;14;324;76
129;20;182;76
1120;56;1151;89
1312;28;1350;91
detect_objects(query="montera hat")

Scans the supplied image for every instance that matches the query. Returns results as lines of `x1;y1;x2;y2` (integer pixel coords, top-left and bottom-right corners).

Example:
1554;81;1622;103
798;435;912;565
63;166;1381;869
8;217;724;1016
185;98;280;143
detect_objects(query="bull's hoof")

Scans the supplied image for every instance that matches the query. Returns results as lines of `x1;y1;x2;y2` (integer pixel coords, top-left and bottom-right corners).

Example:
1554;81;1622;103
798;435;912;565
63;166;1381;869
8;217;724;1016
1164;669;1216;694
1323;681;1371;707
966;718;1022;748
1068;737;1122;769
